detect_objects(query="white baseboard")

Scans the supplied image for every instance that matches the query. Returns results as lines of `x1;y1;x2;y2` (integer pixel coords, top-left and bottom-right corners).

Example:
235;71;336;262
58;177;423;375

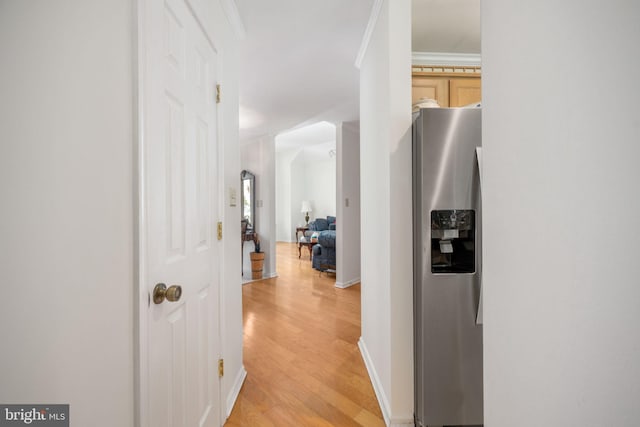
389;416;415;426
241;271;279;285
225;365;247;419
358;338;392;425
335;277;360;289
358;338;415;427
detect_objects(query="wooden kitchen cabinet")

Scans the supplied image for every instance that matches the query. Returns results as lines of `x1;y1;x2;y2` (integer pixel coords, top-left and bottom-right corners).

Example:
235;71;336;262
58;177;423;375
412;66;481;108
412;76;450;107
449;77;481;107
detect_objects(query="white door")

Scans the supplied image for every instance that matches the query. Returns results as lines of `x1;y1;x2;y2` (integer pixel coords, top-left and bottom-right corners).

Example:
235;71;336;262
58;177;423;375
143;0;220;425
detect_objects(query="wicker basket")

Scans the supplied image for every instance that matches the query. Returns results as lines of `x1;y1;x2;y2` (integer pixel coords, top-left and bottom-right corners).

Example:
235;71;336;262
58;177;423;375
250;252;265;280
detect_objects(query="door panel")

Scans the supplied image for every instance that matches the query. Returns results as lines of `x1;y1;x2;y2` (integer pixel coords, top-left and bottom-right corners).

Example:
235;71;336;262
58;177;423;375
196;287;213;422
166;94;187;260
144;0;220;425
168;307;187;427
196;119;211;250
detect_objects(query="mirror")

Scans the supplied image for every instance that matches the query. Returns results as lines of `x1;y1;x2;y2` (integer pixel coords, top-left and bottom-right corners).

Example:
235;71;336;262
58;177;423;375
241;170;255;231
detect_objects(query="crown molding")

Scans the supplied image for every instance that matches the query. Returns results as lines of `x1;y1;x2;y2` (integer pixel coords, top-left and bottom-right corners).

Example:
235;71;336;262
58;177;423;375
412;52;481;67
220;0;246;39
355;0;384;69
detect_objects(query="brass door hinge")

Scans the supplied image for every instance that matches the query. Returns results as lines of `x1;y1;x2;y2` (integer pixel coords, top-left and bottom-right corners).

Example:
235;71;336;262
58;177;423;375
217;221;222;240
218;358;224;377
216;84;221;104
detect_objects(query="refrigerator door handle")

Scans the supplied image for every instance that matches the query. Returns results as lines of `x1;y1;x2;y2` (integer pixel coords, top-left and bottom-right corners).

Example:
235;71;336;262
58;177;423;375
475;147;483;325
476;147;483;187
476;282;483;325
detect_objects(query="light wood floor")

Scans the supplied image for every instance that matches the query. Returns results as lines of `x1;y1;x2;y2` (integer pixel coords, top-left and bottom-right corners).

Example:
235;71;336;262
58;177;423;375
225;242;385;427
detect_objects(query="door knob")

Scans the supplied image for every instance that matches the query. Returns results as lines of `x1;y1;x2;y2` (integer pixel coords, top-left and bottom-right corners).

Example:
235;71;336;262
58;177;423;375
153;283;182;304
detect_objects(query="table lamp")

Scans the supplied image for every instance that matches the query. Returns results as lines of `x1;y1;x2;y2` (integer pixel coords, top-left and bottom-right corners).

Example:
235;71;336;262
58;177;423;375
300;200;312;225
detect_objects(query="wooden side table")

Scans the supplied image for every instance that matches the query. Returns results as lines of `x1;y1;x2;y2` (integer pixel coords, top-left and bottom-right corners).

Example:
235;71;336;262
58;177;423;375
295;226;309;242
298;240;314;260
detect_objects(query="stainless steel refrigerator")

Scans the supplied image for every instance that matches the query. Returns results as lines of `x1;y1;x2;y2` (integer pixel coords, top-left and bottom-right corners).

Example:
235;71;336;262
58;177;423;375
413;107;483;427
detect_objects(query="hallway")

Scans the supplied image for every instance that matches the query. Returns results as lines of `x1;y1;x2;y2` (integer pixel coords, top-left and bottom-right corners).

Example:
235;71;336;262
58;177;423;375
225;243;384;426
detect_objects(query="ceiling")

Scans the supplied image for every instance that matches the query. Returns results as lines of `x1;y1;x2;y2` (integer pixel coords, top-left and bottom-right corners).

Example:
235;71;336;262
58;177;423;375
275;121;336;152
235;0;373;143
235;0;481;144
412;0;481;53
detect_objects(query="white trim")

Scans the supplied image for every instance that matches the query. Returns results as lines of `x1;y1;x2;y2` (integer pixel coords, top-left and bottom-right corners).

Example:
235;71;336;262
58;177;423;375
355;0;384;69
135;0;148;425
241;271;279;285
335;277;360;289
220;0;246;39
389;416;415;426
358;338;415;427
412;51;481;67
215;47;226;427
225;365;247;418
359;337;391;425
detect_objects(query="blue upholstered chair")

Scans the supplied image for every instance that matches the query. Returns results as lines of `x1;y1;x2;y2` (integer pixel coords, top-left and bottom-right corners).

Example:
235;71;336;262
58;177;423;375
312;230;336;271
309;218;328;231
308;216;336;232
306;216;337;271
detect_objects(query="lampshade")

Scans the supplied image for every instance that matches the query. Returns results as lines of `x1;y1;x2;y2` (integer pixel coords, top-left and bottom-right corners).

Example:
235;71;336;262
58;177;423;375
300;200;312;213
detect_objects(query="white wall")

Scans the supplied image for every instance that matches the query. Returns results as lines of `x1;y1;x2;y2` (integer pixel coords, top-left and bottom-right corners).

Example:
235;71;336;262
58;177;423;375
276;147;337;242
483;1;640;425
305;152;337;220
0;1;134;425
275;148;300;241
386;1;414;420
358;0;414;425
336;122;362;288
289;150;307;234
241;138;277;279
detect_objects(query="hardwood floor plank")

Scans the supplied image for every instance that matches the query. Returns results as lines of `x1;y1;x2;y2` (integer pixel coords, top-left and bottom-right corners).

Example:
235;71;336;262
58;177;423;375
225;242;385;426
